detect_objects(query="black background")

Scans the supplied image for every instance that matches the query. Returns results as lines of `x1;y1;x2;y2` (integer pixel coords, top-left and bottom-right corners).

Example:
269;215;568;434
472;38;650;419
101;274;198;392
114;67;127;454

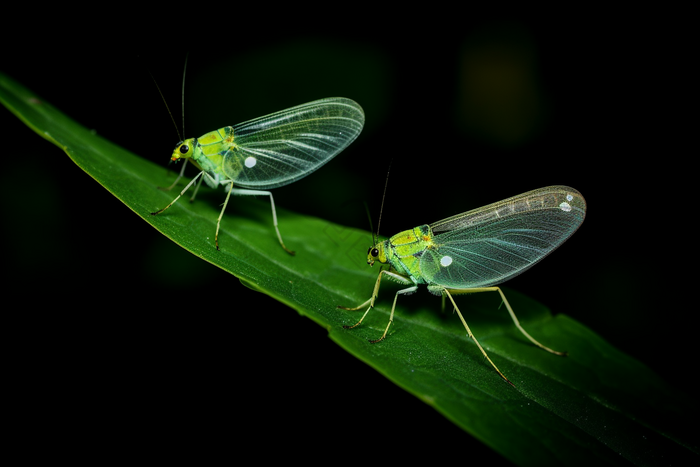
3;13;693;465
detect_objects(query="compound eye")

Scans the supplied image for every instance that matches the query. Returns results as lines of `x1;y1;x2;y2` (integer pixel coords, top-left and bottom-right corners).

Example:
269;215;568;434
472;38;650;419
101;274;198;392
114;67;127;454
371;248;379;257
179;144;189;154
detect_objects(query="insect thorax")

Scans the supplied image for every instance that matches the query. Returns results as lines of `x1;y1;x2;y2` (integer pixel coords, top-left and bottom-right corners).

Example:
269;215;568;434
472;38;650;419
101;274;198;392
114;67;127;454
186;126;239;180
384;225;434;283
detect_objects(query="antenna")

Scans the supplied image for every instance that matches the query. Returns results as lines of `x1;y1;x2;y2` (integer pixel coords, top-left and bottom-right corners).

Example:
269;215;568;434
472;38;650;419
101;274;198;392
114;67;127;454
363;201;375;246
375;159;392;244
147;66;182;143
152;53;191;191
181;52;189;138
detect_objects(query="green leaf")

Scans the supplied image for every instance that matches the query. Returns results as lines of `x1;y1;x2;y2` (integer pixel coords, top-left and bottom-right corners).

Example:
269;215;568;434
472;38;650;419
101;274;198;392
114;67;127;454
1;71;696;466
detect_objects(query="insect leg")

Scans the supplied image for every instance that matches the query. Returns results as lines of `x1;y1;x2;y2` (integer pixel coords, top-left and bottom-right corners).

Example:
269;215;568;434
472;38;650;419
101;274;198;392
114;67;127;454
159;159;189;191
339;269;411;335
151;170;204;216
443;289;515;387
214;181;235;251
339;268;385;325
338;297;373;312
188;174;204;203
449;287;566;356
339;268;408;311
369;285;418;343
231;188;295;255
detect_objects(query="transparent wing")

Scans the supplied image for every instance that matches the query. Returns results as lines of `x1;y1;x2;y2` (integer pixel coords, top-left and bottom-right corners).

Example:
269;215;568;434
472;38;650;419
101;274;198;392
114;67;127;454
221;97;364;189
419;186;586;288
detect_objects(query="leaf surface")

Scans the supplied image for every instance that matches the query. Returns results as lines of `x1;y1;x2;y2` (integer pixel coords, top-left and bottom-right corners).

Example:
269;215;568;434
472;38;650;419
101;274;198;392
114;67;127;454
1;71;696;466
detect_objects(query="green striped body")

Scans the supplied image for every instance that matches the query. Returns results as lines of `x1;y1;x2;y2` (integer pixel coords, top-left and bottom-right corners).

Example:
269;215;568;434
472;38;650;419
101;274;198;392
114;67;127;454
172;126;239;187
370;225;435;286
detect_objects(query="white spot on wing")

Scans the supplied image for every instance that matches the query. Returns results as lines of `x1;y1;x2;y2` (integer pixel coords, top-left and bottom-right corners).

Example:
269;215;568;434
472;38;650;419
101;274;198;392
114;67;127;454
559;202;572;212
245;156;257;168
440;256;453;267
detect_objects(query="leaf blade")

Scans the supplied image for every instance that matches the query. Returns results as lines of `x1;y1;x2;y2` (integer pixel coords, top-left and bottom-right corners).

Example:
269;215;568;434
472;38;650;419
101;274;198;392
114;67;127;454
1;71;696;466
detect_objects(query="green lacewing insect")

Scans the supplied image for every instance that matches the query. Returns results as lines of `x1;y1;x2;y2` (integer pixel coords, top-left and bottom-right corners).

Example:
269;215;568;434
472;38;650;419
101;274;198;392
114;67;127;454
151;97;365;253
339;186;586;386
